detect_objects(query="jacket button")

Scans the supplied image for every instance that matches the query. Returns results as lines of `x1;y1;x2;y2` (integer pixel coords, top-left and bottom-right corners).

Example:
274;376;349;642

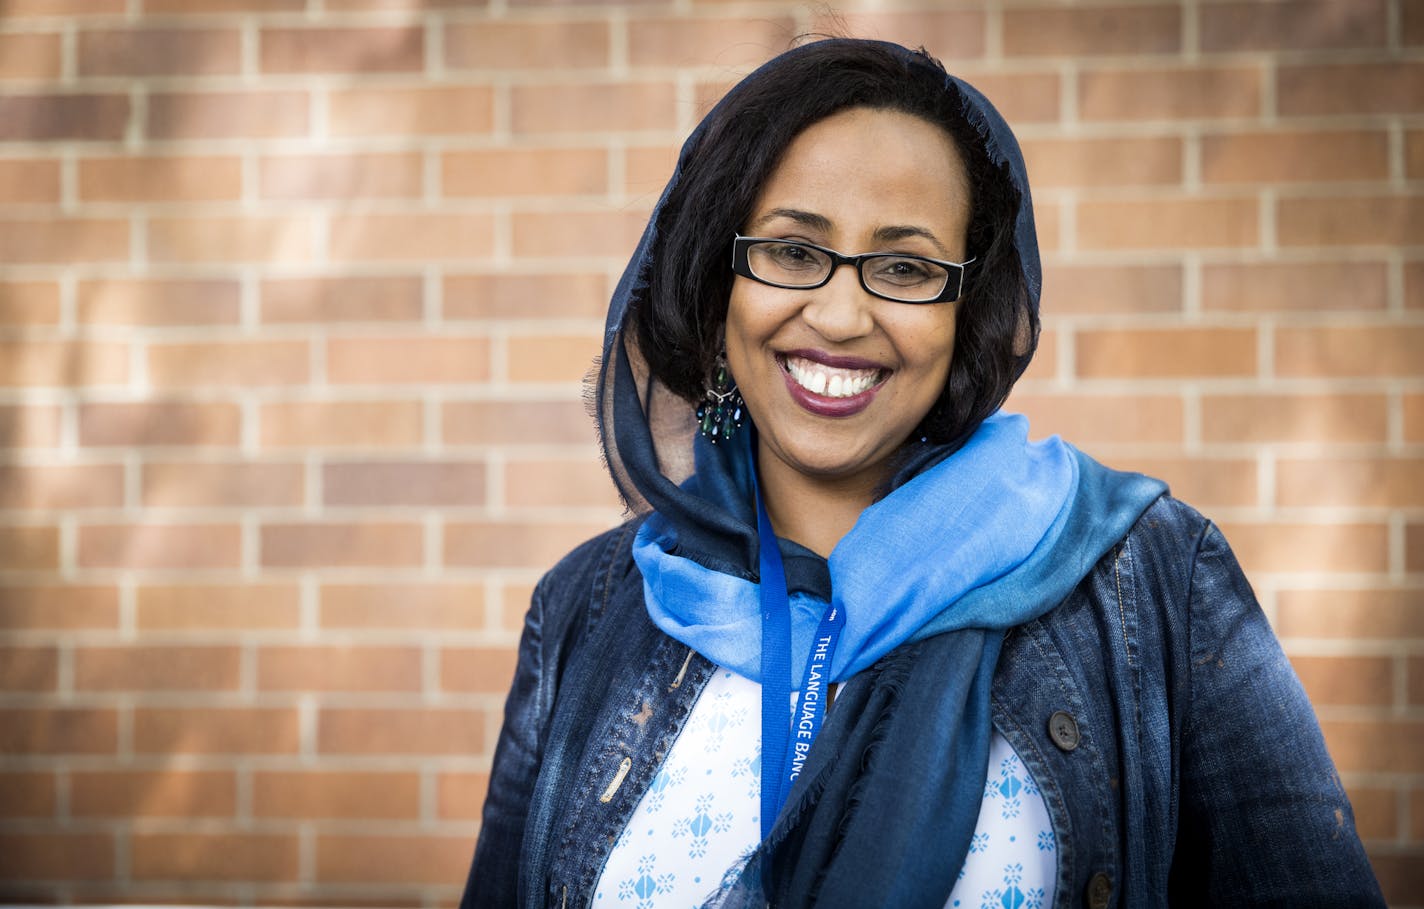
1048;710;1080;751
1085;871;1112;909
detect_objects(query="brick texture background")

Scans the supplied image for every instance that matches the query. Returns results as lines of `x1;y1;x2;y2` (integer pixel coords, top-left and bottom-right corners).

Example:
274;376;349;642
0;0;1420;905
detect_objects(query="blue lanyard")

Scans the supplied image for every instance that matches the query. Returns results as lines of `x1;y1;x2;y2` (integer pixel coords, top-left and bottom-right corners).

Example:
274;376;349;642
755;476;845;841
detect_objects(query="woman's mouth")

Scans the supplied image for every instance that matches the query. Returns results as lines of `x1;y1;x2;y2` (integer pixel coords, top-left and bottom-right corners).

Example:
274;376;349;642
778;352;888;417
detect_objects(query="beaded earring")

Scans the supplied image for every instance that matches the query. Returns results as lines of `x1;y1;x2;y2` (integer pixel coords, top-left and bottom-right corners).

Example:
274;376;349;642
696;355;745;443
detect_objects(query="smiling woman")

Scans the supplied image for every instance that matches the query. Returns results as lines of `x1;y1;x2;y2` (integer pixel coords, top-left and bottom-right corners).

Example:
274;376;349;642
459;39;1385;909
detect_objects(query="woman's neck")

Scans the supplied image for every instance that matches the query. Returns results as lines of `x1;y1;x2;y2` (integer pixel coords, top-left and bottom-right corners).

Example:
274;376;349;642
755;446;885;559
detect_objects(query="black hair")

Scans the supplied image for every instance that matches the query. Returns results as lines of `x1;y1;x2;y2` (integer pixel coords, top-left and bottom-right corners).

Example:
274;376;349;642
632;39;1037;450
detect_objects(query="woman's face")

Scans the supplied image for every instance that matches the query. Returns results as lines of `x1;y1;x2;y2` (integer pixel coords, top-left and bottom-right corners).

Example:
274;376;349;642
725;106;971;492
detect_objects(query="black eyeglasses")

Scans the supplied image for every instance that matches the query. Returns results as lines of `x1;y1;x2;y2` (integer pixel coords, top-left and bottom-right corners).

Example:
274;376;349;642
731;235;973;304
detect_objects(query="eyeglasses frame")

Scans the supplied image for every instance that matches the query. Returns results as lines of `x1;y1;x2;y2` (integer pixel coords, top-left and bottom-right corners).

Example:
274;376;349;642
731;234;973;304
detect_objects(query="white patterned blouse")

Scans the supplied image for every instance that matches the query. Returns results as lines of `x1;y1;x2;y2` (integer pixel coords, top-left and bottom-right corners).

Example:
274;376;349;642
593;667;1057;909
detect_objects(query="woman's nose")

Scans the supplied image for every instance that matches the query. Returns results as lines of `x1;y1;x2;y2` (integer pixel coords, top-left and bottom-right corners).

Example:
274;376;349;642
800;263;875;342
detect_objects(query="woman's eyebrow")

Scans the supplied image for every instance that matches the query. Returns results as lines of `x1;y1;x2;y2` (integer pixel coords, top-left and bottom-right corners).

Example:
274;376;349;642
749;208;833;234
874;225;950;257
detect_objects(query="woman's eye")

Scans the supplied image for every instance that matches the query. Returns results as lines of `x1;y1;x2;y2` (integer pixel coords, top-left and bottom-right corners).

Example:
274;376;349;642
766;243;817;269
874;258;935;285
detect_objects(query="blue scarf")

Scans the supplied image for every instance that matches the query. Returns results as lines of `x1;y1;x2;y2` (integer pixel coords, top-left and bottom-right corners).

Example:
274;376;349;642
632;413;1167;906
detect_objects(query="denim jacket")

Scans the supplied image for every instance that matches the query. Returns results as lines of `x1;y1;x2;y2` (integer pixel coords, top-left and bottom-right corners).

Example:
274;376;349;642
460;494;1384;908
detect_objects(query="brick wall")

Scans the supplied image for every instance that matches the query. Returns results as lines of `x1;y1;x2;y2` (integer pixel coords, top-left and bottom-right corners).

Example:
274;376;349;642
0;0;1419;904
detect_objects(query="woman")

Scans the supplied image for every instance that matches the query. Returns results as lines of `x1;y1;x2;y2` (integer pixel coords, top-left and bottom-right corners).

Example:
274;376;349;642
461;39;1383;908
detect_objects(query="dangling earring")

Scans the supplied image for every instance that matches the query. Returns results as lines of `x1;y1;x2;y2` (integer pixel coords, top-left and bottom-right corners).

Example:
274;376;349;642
696;354;745;443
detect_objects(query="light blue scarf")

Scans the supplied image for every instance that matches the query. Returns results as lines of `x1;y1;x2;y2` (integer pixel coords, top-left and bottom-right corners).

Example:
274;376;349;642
634;412;1100;685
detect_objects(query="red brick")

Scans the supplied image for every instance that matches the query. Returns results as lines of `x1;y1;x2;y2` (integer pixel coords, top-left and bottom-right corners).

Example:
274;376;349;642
261;26;423;74
260;152;422;201
445;20;608;68
1201;0;1386;51
259;400;423;449
440;646;516;693
1408;130;1424;180
1004;5;1179;55
0;464;123;510
0;93;128;141
1412;524;1424;573
808;10;986;59
0;218;128;265
141;461;303;509
1079;66;1261;120
80;522;241;570
1374;851;1424;905
1320;719;1423;774
134;707;300;755
445;272;607;321
137;584;299;631
1098;456;1257;509
253;771;420;819
1409;0;1424;44
1077;197;1258;249
0;832;113;880
1276;588;1424;640
1408;394;1424;443
79;155;242;203
1410;263;1424;310
443;399;594;446
145;0;302;10
147;340;309;389
1278;62;1424;115
328;213;494;262
0;645;58;691
319;707;484;755
0;33;61;80
512;210;648;258
1077;327;1255;379
1009;393;1185;445
505;458;621;509
1278;196;1424;247
149;215;317;264
0;339;126;388
1345;786;1398;840
0;708;118;755
327;0;468;7
443;147;607;198
327;335;490;384
0;526;60;571
328;85;493;137
1276;326;1424;377
1021;137;1181;188
78;278;240;326
258;645;422;692
1216;521;1388;574
1411;657;1424;706
80;401;241;448
1201;130;1389;183
1038;264;1182;315
628;17;795;66
323;460;485;507
512;82;676;133
1291;654;1394;707
0;585;119;631
506;333;601;383
1202;393;1387;443
315;834;472;884
79;27;240;77
76;645;242;691
262;276;423;323
438;771;488;821
1202;261;1387;312
625;143;678;195
0;771;56;818
70;769;236;818
4;0;123;13
0;403;63;448
1277;458;1424;508
446;519;613;569
260;522;423;568
0;160;60;206
948;71;1062;124
148;90;309;140
132;833;299;882
320;582;485;630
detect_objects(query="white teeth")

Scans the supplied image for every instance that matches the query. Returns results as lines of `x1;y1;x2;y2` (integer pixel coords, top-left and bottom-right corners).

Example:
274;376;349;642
784;356;882;399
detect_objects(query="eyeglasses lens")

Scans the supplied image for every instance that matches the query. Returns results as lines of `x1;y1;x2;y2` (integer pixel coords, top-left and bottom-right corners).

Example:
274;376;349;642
746;241;950;303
